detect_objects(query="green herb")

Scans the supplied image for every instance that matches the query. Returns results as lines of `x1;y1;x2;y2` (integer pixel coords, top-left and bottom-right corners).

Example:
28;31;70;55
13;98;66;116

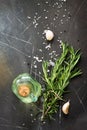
41;42;82;120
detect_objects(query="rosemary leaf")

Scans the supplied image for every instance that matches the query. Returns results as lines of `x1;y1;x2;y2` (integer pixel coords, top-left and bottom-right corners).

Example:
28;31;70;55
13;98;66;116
41;42;82;120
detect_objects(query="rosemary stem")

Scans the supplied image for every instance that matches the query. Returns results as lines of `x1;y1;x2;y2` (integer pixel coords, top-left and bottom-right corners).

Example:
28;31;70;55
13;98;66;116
42;42;82;120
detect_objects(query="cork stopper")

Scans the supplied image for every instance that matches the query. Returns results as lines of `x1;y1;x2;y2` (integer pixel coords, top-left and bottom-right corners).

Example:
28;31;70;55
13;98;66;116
18;85;30;97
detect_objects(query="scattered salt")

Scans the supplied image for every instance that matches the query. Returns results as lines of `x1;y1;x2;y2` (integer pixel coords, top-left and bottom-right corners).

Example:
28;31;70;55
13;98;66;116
33;56;39;60
34;65;37;68
45;16;48;19
47;69;50;72
32;120;34;123
35;12;38;15
22;123;25;126
33;61;36;64
30;113;33;117
60;31;63;34
53;18;56;21
63;14;66;17
49;60;55;66
39;71;41;75
27;16;31;19
43;42;46;45
39;49;42;52
37;16;41;20
33;56;42;62
37;3;40;6
59;40;62;43
44;9;46;12
45;44;51;49
45;1;49;4
34;118;36;121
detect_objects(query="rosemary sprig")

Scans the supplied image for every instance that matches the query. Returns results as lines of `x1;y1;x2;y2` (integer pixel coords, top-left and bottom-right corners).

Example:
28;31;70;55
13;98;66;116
41;42;82;120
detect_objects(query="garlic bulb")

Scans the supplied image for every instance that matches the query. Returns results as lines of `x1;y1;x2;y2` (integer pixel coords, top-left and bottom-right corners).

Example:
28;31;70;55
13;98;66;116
62;101;70;114
44;30;54;41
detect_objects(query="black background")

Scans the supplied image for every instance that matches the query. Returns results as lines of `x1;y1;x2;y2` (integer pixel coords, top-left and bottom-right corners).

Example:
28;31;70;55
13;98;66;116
0;0;87;130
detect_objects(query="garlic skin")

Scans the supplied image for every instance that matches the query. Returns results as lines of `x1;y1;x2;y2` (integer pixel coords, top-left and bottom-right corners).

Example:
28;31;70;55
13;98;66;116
44;30;54;41
62;101;70;115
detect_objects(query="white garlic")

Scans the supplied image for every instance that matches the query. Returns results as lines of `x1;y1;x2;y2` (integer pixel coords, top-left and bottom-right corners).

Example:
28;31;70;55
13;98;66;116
62;101;70;114
44;30;54;41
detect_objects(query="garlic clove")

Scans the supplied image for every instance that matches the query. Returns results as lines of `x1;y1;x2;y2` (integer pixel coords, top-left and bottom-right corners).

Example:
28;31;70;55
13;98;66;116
62;101;70;115
44;30;54;41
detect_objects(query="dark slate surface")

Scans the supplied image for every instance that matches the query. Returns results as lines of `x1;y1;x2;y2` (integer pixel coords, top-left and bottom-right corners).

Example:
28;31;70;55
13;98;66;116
0;0;87;130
